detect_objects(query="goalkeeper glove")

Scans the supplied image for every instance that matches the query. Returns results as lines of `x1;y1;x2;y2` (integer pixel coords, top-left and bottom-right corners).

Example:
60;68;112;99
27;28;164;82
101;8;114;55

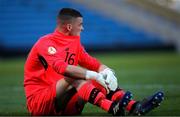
100;68;118;91
86;70;109;93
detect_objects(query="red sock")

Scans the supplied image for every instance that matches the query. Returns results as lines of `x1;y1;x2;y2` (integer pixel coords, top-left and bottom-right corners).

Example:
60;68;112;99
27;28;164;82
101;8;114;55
111;90;125;101
91;80;107;95
78;82;112;112
126;100;136;111
107;89;136;111
107;88;125;101
94;92;112;111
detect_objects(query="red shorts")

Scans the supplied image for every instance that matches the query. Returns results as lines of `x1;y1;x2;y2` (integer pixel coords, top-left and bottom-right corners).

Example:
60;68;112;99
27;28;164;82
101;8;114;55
27;82;57;115
26;82;85;115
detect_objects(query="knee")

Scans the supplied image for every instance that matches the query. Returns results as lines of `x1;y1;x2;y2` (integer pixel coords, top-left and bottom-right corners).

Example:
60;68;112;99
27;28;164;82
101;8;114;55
72;80;89;90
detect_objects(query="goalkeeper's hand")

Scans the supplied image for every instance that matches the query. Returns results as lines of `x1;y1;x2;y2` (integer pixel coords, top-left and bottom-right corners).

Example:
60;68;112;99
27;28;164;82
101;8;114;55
100;68;118;91
86;70;109;93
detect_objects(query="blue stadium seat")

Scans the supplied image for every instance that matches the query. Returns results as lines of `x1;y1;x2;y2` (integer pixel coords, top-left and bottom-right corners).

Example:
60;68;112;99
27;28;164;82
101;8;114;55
0;0;164;52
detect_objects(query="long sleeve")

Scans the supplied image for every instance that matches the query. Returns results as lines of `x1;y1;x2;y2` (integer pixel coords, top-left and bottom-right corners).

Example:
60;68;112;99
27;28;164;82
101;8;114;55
78;46;101;72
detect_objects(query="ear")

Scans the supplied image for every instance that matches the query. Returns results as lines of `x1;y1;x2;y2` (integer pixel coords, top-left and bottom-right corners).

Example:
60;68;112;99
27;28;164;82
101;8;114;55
66;24;72;31
56;18;60;25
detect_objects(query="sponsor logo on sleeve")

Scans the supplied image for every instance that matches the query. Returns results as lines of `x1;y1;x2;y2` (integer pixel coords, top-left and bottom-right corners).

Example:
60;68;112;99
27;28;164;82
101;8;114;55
48;46;57;55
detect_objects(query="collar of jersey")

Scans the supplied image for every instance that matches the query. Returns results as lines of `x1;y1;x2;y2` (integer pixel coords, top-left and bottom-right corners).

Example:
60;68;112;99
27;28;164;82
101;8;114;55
53;28;80;40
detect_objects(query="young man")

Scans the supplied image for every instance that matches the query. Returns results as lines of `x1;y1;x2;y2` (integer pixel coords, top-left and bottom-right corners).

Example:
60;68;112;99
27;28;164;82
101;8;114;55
24;8;164;116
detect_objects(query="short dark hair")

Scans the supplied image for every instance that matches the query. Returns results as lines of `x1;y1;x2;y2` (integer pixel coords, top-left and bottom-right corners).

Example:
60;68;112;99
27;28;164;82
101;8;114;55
57;8;82;24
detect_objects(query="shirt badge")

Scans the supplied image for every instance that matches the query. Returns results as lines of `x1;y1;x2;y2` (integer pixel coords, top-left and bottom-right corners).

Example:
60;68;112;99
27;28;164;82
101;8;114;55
48;46;57;55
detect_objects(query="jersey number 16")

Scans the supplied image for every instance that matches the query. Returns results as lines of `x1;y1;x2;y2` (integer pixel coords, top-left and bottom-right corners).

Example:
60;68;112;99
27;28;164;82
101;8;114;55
65;52;75;65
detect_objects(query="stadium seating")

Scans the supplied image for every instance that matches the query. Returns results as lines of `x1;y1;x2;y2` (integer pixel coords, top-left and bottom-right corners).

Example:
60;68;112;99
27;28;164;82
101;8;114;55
0;0;165;53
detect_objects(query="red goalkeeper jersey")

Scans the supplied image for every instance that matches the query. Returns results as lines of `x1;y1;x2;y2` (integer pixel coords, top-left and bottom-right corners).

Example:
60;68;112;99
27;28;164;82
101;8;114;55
24;29;101;99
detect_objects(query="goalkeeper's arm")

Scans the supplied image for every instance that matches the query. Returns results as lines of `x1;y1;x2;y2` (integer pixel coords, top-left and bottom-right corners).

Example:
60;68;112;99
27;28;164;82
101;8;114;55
64;65;107;89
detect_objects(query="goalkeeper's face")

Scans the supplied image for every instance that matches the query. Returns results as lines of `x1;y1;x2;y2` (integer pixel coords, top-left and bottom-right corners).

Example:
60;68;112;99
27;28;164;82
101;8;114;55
69;17;84;36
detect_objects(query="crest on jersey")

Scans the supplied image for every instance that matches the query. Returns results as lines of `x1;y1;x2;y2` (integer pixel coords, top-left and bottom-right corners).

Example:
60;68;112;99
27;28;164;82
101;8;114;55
48;46;57;55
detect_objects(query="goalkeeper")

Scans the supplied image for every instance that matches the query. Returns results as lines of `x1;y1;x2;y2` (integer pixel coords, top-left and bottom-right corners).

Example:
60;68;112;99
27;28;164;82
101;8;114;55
24;8;164;116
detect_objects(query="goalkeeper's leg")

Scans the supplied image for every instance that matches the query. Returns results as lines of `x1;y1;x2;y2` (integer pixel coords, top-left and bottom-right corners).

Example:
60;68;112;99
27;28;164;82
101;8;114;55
56;77;132;116
91;81;164;115
91;80;137;112
106;87;164;115
76;81;133;116
55;86;86;115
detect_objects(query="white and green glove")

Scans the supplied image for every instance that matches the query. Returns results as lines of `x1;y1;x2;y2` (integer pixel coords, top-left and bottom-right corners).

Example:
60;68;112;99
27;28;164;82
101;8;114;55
100;68;118;91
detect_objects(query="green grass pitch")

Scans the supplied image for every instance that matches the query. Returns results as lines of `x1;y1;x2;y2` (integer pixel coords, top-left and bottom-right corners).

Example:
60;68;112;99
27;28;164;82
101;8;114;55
0;51;180;115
